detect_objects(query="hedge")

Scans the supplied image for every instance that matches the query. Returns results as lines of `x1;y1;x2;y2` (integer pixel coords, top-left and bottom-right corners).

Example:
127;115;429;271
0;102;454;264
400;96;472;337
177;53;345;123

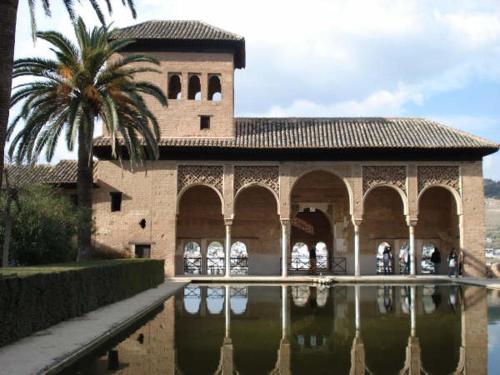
0;259;164;347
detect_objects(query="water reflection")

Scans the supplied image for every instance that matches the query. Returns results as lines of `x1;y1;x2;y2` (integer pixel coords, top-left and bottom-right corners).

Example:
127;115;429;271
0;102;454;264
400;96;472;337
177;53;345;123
67;284;491;375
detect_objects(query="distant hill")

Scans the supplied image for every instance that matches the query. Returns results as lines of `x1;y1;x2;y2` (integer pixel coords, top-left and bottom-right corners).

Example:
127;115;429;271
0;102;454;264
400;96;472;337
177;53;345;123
485;179;500;199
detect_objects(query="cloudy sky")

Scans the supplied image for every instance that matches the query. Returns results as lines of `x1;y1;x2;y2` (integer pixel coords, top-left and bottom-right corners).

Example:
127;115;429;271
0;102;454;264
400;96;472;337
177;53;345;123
12;0;500;179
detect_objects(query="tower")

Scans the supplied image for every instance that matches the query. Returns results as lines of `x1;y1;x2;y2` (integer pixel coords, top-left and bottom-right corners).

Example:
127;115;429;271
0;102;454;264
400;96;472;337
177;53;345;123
110;20;245;139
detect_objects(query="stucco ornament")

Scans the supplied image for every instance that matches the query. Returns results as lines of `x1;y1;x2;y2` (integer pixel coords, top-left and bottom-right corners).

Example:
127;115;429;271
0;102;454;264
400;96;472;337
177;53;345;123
362;166;407;195
417;166;460;193
234;166;280;197
177;165;224;195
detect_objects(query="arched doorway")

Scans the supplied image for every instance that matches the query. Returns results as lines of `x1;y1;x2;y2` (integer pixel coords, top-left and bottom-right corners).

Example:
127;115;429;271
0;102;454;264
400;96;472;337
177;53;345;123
176;185;224;275
232;186;280;275
362;186;407;275
417;187;460;275
290;170;352;274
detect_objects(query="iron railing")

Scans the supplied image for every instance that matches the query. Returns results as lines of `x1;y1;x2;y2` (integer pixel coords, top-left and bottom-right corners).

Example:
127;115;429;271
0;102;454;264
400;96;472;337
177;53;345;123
332;257;347;274
230;257;249;275
184;257;202;274
207;257;225;275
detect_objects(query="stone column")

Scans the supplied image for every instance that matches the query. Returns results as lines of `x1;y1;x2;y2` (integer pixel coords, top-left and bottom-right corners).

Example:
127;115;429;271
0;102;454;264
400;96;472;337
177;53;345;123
410;286;416;336
225;285;231;337
224;220;232;278
353;219;362;277
355;285;361;331
281;219;291;277
407;218;418;276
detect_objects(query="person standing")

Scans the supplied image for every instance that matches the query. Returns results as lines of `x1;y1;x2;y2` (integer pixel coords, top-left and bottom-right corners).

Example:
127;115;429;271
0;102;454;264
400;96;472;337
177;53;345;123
383;246;392;275
448;249;458;277
431;247;441;274
309;245;317;275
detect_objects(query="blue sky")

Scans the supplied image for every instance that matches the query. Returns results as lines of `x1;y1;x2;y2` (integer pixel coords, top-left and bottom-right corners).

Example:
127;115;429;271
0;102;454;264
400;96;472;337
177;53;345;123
11;0;500;179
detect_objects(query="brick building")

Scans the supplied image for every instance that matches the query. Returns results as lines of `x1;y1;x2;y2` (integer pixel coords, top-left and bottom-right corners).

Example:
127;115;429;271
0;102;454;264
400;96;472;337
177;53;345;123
91;20;499;277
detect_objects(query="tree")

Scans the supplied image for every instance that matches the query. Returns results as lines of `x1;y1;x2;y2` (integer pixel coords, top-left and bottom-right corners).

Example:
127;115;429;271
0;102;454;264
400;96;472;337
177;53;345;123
0;0;136;202
0;184;79;265
8;18;167;261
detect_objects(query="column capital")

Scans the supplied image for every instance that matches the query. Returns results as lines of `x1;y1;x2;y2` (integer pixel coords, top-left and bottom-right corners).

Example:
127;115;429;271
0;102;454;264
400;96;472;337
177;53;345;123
224;218;233;226
352;217;363;227
406;216;418;227
280;218;291;226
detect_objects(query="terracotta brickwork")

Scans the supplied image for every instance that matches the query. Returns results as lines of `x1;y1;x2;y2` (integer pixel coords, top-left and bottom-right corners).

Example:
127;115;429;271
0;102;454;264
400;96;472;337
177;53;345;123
108;51;235;139
93;159;488;277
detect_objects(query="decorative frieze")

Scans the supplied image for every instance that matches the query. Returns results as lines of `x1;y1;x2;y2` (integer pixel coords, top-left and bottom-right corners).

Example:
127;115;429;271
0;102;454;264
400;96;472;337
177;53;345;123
234;166;280;197
362;166;407;195
177;165;223;195
417;166;460;193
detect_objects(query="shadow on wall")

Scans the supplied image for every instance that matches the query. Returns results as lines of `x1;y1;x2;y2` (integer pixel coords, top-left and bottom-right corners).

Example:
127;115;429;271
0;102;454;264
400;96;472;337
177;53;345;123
91;241;131;260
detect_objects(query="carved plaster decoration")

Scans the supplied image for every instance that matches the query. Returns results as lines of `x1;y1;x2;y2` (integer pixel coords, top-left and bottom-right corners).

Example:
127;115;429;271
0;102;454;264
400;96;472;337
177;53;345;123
177;165;223;195
234;166;280;197
362;166;407;195
417;166;460;194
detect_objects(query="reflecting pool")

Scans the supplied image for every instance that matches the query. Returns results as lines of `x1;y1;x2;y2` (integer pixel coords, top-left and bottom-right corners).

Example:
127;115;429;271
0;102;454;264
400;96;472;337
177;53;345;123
66;284;496;374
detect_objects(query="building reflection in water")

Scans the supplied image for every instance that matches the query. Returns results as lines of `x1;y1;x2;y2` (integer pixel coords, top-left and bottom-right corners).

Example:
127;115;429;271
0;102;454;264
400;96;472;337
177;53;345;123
71;284;488;375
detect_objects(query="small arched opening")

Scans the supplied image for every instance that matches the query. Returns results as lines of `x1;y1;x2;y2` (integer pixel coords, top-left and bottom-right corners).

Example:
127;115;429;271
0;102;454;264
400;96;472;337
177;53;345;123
183;241;202;275
168;74;182;99
208;75;222;101
207;241;225;275
188;74;201;100
291;242;310;271
206;286;224;314
230;241;249;275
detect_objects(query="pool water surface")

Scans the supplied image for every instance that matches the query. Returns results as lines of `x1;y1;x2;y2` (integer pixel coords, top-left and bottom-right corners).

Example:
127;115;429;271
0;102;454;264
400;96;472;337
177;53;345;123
66;284;496;375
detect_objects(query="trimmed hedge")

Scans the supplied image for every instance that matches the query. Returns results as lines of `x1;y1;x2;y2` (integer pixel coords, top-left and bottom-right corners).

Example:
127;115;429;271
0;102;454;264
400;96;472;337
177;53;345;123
0;259;164;347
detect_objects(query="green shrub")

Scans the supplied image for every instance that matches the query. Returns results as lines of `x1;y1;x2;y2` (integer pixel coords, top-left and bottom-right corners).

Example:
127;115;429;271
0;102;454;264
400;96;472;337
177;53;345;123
0;184;79;265
0;259;165;347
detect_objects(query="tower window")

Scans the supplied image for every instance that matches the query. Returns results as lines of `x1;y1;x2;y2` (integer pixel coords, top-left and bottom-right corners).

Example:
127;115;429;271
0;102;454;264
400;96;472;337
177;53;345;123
168;74;182;100
200;116;211;130
208;75;222;101
110;192;122;212
188;74;201;100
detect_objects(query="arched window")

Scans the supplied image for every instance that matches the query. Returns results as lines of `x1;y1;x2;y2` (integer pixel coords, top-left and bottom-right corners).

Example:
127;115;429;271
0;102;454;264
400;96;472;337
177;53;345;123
184;241;201;275
230;286;248;314
208;75;222;101
421;242;437;274
168;74;182;99
188;74;201;100
315;241;328;270
292;285;310;307
291;242;310;271
207;241;225;275
183;286;201;314
376;241;393;275
206;287;224;314
230;241;248;275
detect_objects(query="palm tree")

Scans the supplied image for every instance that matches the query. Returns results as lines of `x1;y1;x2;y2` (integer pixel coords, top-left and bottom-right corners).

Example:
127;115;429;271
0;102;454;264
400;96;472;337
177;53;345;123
8;18;167;261
0;0;136;197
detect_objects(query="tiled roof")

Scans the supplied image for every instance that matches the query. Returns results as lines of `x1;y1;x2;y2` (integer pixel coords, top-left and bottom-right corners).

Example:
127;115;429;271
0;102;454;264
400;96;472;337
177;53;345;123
93;117;499;151
111;20;244;42
110;20;246;68
4;160;79;186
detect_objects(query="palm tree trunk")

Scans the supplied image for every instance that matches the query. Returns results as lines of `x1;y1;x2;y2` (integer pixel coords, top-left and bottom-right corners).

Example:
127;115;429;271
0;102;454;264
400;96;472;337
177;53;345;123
76;121;94;261
0;0;19;185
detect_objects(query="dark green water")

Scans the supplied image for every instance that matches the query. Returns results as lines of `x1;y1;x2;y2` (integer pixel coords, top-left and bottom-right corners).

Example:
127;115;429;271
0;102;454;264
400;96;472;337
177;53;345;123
66;284;495;375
